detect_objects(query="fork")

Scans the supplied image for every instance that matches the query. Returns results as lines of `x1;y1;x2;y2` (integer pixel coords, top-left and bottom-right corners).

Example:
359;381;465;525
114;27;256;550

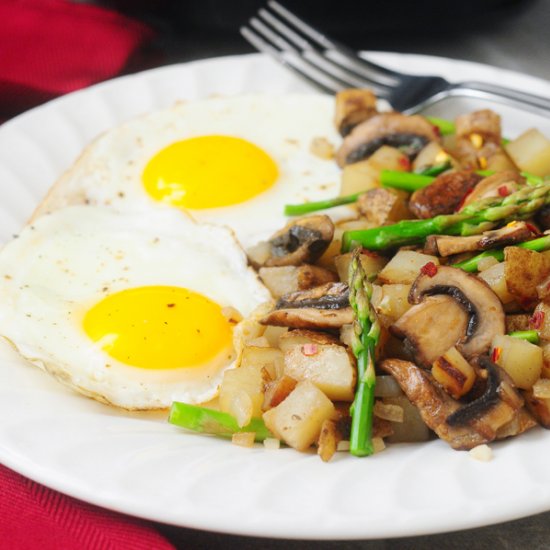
240;1;550;116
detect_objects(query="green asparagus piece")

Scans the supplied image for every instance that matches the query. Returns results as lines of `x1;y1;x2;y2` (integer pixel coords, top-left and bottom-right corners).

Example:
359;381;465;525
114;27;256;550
453;234;550;272
284;170;437;216
342;182;550;252
509;330;540;345
415;161;452;177
426;116;456;136
284;192;362;216
169;401;272;442
348;249;380;457
380;170;434;192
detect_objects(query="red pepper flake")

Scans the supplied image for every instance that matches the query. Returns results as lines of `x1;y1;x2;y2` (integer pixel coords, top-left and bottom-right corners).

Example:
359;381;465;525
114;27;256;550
530;310;545;330
432;125;441;137
398;156;411;170
497;185;510;197
525;222;541;236
491;347;502;363
420;262;438;277
455;187;474;212
302;343;318;356
361;248;379;258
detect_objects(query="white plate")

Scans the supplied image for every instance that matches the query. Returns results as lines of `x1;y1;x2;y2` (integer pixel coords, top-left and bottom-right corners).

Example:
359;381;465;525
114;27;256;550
1;53;550;540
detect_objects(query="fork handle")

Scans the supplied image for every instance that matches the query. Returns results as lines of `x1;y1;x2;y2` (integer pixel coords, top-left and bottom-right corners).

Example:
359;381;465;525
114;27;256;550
450;81;550;116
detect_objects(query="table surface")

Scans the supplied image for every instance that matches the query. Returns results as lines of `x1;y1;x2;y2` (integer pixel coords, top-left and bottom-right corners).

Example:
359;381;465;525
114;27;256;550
7;0;550;547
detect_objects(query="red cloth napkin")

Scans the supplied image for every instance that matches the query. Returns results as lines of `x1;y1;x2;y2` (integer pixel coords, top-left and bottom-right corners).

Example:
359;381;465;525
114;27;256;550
0;0;155;118
0;464;175;549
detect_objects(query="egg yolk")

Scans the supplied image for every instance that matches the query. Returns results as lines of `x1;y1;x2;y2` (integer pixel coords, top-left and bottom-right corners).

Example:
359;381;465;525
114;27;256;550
142;135;278;209
83;286;233;370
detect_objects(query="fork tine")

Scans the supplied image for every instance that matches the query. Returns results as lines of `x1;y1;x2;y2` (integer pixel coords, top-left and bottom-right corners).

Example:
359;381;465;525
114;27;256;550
255;10;392;94
267;1;403;81
240;25;345;94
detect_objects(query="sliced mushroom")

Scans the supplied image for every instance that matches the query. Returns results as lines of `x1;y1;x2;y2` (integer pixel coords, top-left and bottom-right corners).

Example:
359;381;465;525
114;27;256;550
248;216;334;268
459;171;524;210
424;221;535;257
409;265;505;359
260;282;353;329
381;357;527;450
409;170;483;219
390;295;469;367
334;88;378;137
335;113;440;167
455;109;502;141
453;110;517;171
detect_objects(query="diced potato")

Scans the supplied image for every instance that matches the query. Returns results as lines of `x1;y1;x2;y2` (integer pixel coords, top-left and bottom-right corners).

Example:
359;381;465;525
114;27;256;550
357;188;410;226
262;325;288;348
231;432;256;448
485;150;517;172
368;145;410;172
532;378;550;399
259;265;337;298
340;160;380;196
504;247;550;302
383;395;431;443
263;375;298;411
375;284;412;323
541;342;550;378
478;262;515;304
262;381;335;452
278;329;338;354
240;346;284;374
219;364;266;426
283;344;356;401
246;240;272;267
374;401;404;423
334;251;388;282
316;237;342;269
340;145;408;196
247;336;270;348
492;334;543;390
477;255;499;272
431;346;476;399
317;418;340;462
505;128;550;176
378;250;440;284
532;302;550;341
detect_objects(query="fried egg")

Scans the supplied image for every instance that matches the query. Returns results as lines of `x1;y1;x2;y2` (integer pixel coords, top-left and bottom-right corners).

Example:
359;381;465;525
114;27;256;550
0;205;270;409
37;94;342;247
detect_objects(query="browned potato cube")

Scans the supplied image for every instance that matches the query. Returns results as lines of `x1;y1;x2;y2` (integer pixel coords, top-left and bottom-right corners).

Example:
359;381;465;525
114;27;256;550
262;381;336;452
505;247;550;302
492;334;543;390
263;375;298;411
278;329;339;354
431;346;476;399
357;188;410;226
334;251;388;282
283;343;356;401
259;265;338;298
378;250;440;284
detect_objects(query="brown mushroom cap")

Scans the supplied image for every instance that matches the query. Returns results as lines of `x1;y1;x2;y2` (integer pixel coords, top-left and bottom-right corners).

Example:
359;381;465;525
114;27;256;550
263;215;334;268
335;113;440;167
409;266;505;359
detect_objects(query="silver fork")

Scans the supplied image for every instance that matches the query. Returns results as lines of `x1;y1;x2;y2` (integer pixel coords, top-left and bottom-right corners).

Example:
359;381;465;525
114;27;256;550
241;1;550;116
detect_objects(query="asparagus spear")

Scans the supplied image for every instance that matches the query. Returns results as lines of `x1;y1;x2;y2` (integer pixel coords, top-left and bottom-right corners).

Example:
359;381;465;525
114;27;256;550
348;249;380;457
509;330;540;345
342;182;550;252
169;401;272;441
453;234;550;272
284;171;436;216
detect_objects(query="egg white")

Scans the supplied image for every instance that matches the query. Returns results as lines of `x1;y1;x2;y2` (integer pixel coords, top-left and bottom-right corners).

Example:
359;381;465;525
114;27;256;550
0;205;270;409
36;94;343;248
